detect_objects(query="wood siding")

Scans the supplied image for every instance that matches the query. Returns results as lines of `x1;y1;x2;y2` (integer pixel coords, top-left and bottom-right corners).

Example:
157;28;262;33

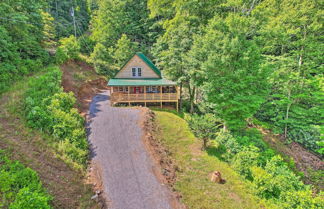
115;55;160;79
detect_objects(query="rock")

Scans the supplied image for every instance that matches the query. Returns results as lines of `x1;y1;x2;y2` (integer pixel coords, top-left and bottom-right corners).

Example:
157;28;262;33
91;194;98;201
210;171;224;184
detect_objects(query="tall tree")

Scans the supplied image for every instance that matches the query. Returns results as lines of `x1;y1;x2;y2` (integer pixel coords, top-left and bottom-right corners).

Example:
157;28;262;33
253;0;323;152
198;14;270;131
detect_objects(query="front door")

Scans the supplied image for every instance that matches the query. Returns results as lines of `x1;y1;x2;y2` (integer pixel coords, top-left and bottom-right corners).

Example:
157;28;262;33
134;87;141;94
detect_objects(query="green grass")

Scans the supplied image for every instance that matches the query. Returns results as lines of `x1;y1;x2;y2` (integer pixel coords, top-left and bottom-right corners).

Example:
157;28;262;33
155;111;266;209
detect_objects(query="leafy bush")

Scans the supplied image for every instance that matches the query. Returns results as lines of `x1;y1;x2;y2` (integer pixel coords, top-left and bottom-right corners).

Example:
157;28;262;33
236;128;275;165
54;48;68;64
56;35;80;62
78;35;95;55
232;146;259;179
214;130;242;161
252;156;305;199
0;151;52;208
210;127;322;208
90;43;115;76
24;67;88;168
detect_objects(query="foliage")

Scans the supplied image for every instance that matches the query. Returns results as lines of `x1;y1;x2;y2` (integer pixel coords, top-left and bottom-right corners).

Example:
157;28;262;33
24;67;88;167
253;0;323;154
214;130;242;161
187;114;222;150
78;34;95;55
91;0;155;49
0;0;49;92
56;35;80;61
89;0;157;76
0;151;52;208
47;0;90;39
232;146;260;179
113;34;139;68
199;14;269;131
90;43;114;76
213;128;323;208
41;11;56;48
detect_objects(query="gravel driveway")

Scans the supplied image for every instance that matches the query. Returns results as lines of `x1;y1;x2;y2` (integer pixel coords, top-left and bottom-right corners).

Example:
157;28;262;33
87;90;173;209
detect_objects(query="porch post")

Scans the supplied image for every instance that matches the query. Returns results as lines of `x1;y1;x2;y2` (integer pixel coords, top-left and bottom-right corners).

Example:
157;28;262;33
144;86;147;107
160;86;162;109
128;86;130;106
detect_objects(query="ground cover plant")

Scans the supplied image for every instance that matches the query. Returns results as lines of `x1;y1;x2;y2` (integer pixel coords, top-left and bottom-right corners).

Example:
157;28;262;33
23;67;88;169
0;150;52;209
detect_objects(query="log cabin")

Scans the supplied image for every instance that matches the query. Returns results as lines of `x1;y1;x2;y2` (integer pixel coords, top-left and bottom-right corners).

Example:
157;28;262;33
108;52;179;111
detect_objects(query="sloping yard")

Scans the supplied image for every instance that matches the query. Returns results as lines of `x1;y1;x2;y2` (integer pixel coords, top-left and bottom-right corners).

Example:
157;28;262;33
154;111;265;209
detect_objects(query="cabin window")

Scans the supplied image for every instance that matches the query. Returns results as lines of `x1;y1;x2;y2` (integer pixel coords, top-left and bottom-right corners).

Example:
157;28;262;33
138;68;142;76
119;87;124;92
132;68;136;77
131;67;142;77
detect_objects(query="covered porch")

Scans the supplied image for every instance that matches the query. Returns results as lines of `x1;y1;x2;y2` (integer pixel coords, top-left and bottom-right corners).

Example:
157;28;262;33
108;78;179;111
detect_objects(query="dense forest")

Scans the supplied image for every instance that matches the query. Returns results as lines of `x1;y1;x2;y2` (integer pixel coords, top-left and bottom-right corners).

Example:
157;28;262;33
0;0;323;208
89;0;323;155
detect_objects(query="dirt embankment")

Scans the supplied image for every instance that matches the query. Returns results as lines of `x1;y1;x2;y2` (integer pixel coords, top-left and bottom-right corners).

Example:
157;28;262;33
140;108;185;209
60;60;108;116
258;127;324;190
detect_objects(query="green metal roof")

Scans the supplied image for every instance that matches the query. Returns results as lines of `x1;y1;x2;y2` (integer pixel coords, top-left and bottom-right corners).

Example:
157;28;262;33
136;52;161;78
108;78;176;86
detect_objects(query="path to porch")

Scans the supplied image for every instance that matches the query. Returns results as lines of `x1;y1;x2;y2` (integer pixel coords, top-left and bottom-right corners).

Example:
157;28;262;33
87;90;173;209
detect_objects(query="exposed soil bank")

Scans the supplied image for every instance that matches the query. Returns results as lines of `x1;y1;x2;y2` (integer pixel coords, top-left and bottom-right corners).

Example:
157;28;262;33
60;60;108;116
140;108;185;209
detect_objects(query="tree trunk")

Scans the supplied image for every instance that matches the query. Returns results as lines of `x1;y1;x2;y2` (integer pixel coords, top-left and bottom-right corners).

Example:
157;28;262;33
284;89;292;139
202;138;208;150
188;85;196;113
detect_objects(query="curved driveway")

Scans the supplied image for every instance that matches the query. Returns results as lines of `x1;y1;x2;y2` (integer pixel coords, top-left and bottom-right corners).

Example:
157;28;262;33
87;90;172;209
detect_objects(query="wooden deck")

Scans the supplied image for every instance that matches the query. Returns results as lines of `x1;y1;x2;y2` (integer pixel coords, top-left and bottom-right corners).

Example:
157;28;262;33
111;92;178;103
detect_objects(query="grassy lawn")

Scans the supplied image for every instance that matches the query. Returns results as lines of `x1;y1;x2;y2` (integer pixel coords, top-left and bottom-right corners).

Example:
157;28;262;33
154;111;264;209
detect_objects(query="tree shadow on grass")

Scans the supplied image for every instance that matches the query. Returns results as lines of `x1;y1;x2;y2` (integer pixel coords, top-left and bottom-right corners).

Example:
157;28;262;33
206;144;228;162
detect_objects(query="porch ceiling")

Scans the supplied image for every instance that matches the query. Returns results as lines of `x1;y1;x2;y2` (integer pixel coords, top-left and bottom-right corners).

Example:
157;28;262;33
108;78;176;86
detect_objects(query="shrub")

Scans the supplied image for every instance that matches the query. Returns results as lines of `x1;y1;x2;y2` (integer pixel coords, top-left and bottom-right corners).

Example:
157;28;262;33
54;48;68;64
214;130;242;161
0;151;52;208
232;146;259;179
9;188;52;209
252;156;305;200
280;190;324;209
187;114;222;150
288;126;322;156
57;35;80;61
78;35;95;55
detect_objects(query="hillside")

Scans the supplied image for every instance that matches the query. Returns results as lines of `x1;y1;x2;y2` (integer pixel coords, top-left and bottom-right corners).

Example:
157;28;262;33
0;71;96;208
